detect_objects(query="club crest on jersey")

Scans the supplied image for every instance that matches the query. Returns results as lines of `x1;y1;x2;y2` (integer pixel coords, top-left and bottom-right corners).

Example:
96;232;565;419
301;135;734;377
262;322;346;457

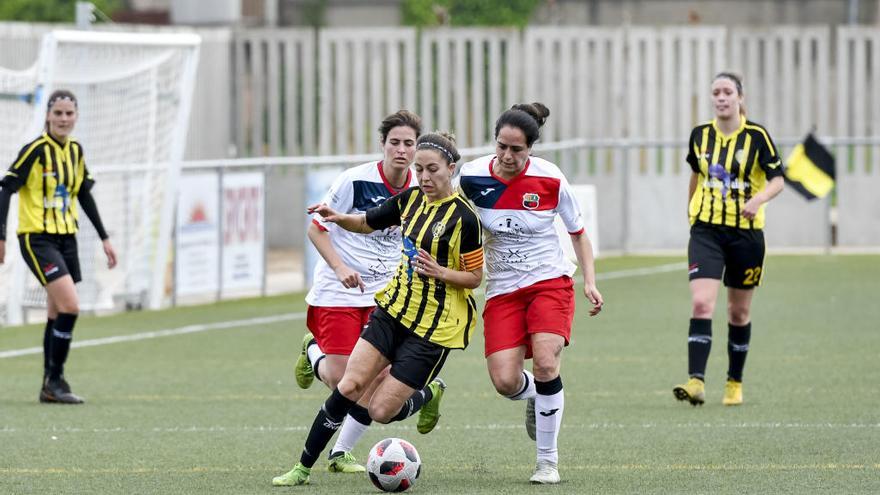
734;149;745;164
522;193;540;210
431;221;446;237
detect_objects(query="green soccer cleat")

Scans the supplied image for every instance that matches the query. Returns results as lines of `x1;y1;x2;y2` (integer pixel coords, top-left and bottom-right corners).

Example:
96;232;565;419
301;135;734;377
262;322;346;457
673;377;706;406
417;378;446;434
272;463;310;486
294;332;315;389
525;397;536;441
327;451;366;473
722;379;743;406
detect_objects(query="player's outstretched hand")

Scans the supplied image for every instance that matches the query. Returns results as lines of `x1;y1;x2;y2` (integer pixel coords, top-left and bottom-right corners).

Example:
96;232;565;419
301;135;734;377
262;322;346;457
307;203;342;223
584;284;603;316
103;239;118;269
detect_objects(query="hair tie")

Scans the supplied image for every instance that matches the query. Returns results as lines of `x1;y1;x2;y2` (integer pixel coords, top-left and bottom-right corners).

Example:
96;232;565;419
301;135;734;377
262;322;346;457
417;141;455;163
47;95;76;109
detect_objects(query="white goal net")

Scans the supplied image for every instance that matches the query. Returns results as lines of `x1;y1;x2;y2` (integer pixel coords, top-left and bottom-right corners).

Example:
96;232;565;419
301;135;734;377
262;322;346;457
0;30;200;325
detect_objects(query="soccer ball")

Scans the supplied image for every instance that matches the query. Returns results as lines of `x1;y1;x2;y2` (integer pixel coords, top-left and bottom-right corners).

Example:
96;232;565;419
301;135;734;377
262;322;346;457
366;438;421;492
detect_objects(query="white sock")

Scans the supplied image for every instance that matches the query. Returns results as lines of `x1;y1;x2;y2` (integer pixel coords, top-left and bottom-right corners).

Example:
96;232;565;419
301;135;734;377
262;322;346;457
535;384;564;465
331;414;370;455
506;370;537;401
307;341;325;381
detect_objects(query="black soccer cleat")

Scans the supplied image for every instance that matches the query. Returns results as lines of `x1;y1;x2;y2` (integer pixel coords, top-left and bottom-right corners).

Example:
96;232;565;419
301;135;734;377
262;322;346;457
40;376;85;404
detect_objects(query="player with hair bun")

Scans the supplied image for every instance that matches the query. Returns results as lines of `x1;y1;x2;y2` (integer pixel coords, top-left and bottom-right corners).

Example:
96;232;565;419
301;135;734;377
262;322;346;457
293;110;421;474
273;131;483;487
458;102;603;484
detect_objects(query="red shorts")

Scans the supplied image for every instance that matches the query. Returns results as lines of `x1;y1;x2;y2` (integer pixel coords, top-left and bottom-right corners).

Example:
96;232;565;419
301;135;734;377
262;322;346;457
306;305;375;355
483;276;575;359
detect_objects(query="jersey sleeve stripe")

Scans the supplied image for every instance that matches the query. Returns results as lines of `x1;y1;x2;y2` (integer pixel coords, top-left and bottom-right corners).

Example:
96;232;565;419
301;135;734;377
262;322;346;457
12;139;45;170
568;227;585;235
745;124;776;156
462;248;484;271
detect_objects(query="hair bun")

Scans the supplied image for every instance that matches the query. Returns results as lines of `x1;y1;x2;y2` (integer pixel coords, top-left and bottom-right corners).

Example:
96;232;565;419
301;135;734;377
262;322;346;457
436;131;456;145
511;102;550;128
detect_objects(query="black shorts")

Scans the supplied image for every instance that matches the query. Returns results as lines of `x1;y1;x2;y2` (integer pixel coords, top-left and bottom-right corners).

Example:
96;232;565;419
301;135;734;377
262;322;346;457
361;307;451;390
688;222;765;289
18;233;81;286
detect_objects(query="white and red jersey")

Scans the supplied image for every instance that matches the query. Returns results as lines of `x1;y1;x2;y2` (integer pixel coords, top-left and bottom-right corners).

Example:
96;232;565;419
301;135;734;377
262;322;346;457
306;161;417;307
458;154;585;299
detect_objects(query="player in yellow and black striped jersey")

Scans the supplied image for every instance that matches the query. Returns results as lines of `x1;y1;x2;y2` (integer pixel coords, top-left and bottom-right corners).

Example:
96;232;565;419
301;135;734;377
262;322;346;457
273;132;483;487
0;89;117;405
674;73;785;409
368;184;482;350
686;113;783;230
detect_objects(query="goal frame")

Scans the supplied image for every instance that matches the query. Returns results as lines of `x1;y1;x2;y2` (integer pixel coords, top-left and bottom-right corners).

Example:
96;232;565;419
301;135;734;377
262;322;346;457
3;30;200;325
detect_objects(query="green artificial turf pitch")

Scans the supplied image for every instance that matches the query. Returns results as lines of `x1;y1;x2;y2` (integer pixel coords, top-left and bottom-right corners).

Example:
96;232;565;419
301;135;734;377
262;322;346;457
1;255;878;494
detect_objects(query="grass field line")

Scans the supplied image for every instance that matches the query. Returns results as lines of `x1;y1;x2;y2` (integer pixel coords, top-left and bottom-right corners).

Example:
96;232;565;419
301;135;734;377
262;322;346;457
2;422;878;434
1;463;878;475
0;313;306;359
594;262;684;280
0;262;683;360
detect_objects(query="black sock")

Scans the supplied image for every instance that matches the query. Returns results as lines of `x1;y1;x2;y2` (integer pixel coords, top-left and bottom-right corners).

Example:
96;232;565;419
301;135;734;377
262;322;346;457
300;388;355;468
389;385;434;423
348;403;373;426
43;318;55;377
727;322;751;382
535;375;563;395
48;313;78;380
687;318;712;381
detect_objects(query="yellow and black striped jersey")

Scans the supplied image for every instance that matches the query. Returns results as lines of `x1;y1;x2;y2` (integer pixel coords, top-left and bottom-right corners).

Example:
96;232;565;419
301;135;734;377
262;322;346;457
1;133;94;235
686;119;783;229
366;186;483;349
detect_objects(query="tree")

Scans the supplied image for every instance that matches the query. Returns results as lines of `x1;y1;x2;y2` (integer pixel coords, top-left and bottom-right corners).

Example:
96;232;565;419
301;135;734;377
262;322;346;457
402;0;541;28
0;0;124;23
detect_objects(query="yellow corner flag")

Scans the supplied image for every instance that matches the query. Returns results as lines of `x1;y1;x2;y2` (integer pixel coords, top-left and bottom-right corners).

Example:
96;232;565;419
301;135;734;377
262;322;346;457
785;133;836;200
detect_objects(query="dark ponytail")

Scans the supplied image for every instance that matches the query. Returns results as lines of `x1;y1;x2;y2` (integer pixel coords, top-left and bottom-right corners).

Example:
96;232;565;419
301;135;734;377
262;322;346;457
494;102;550;147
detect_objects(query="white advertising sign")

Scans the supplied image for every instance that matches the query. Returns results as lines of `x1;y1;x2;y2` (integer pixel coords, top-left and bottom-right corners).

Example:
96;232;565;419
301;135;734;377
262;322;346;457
222;172;264;291
176;173;220;296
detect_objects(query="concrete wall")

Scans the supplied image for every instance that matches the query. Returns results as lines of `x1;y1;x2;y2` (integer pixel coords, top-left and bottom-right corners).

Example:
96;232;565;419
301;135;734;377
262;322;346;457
533;0;879;26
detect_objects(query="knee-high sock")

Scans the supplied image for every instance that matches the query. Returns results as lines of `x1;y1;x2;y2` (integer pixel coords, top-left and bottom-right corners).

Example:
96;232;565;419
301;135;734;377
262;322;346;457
47;313;77;380
307;340;326;384
331;403;372;455
687;318;712;380
300;388;355;468
535;376;564;465
505;370;537;401
388;385;434;423
727;323;751;382
43;318;55;377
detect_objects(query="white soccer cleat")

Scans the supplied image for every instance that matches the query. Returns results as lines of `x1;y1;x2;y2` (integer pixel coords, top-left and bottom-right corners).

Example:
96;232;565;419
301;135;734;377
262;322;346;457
529;460;560;484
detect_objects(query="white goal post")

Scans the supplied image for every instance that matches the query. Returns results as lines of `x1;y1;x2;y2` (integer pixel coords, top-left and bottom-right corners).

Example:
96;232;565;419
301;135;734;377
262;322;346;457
0;30;200;325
